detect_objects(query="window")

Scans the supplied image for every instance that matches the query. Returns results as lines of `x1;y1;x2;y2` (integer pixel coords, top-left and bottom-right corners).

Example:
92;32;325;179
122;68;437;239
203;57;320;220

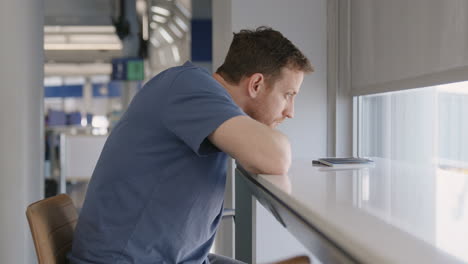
356;81;468;261
358;81;468;167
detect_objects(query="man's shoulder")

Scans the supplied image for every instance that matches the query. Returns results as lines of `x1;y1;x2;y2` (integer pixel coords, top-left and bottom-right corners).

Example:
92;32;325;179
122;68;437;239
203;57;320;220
173;62;213;82
146;61;212;88
164;62;226;96
167;61;210;78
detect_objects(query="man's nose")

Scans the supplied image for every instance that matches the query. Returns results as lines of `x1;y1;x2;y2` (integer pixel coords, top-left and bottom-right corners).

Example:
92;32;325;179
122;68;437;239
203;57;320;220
283;101;295;119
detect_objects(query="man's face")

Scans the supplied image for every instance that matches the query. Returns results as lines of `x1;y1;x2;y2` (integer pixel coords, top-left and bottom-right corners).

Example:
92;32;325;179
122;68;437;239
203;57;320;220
247;68;304;128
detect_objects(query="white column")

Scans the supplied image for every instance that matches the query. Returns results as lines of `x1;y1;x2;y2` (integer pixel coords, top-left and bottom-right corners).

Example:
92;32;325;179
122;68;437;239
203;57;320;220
0;0;44;263
212;6;237;245
212;0;236;259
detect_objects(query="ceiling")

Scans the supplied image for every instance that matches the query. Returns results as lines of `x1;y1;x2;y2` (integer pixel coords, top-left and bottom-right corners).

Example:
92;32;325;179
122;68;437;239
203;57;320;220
44;0;191;76
44;0;121;64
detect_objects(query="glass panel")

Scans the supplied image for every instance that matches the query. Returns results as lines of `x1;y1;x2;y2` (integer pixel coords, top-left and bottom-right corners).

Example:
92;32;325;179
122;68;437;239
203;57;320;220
360;82;468;165
358;81;468;261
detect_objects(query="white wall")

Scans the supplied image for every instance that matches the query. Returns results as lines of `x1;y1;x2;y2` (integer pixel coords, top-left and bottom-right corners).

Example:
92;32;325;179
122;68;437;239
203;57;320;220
213;0;327;262
214;0;327;161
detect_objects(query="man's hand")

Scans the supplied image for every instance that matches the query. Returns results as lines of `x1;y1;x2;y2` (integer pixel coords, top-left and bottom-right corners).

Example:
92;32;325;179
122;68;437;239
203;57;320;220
208;115;291;175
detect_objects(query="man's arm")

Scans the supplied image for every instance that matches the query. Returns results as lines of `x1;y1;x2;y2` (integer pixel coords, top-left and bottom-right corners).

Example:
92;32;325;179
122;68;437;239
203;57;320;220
208;115;291;175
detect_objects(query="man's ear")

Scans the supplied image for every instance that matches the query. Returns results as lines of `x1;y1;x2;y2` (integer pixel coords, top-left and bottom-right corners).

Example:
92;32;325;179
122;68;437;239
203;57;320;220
247;73;265;98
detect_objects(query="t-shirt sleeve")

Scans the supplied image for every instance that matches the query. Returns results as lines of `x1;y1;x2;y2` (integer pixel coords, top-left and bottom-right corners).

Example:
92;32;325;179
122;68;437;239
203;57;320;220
161;72;246;156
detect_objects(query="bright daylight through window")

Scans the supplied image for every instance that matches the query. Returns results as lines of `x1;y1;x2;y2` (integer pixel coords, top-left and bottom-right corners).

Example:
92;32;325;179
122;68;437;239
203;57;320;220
357;81;468;261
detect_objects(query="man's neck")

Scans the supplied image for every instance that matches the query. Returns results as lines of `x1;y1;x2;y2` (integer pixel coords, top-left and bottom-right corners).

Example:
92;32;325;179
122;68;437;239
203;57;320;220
212;72;247;110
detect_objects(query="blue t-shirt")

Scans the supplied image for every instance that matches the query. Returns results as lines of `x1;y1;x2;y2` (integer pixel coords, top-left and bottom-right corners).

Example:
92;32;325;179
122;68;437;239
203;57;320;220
69;62;246;264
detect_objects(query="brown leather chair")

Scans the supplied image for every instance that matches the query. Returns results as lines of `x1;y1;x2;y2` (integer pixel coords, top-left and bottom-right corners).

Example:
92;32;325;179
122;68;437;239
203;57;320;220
26;194;78;264
273;255;310;264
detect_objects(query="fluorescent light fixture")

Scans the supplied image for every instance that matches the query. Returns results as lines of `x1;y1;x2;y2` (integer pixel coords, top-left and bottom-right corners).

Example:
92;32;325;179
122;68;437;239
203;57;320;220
44;26;61;33
44;43;122;50
158;27;174;43
64;76;86;85
175;2;191;18
151;6;171;16
174;16;188;32
44;26;115;33
44;63;112;76
171;45;180;62
92;116;109;128
68;34;120;44
168;22;183;38
44;76;63;86
44;35;67;44
152;14;167;23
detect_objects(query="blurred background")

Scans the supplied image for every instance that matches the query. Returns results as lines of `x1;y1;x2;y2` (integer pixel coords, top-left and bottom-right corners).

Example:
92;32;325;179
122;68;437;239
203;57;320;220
42;0;210;207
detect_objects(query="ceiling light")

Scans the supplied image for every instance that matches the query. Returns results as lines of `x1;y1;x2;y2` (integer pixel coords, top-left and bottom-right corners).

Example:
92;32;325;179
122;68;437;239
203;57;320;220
44;26;61;33
44;26;115;34
168;23;183;38
64;76;86;85
44;63;112;76
174;16;188;32
175;2;191;18
44;35;67;44
151;6;171;16
44;76;63;86
171;45;180;62
152;14;167;23
68;34;120;44
158;27;174;43
150;22;158;29
44;43;122;50
92;116;109;128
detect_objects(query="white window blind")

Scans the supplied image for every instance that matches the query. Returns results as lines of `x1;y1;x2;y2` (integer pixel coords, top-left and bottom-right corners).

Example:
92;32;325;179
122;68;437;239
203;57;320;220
351;0;468;96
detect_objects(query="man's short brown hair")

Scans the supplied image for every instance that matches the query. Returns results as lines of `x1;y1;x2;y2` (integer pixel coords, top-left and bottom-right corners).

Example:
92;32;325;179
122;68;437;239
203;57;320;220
216;26;313;85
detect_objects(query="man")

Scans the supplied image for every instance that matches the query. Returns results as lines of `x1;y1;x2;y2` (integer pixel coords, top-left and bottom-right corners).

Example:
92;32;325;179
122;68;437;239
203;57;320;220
70;26;313;264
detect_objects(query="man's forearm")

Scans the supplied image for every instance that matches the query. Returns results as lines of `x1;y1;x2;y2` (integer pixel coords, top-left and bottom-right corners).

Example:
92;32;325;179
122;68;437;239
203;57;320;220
236;128;291;175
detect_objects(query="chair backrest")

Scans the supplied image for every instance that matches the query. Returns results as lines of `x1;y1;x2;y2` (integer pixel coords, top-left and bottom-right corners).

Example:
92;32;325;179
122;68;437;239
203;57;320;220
274;256;310;264
26;194;78;264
